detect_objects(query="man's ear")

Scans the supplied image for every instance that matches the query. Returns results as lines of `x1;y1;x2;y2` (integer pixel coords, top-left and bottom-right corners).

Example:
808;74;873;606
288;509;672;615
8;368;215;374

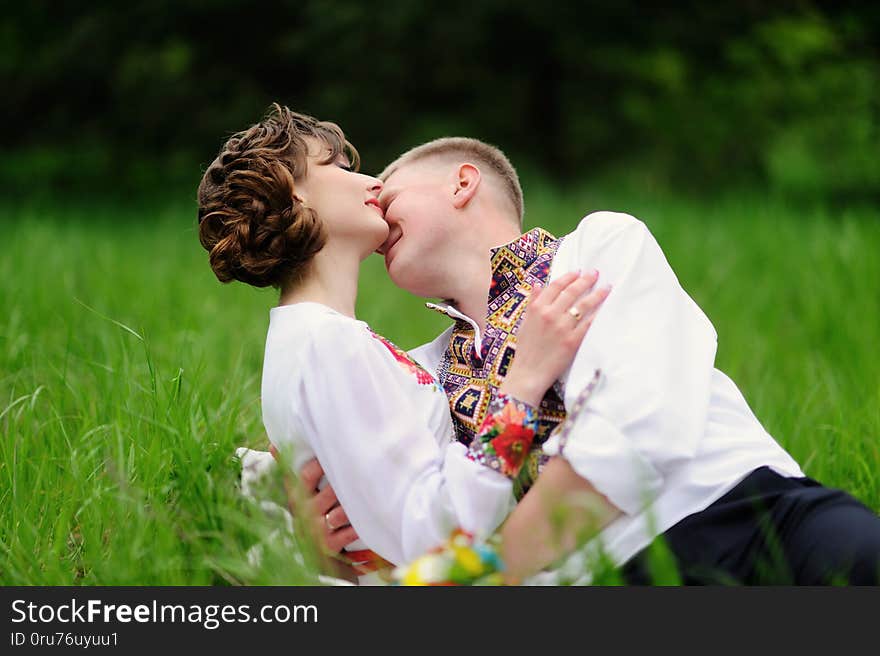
451;163;481;209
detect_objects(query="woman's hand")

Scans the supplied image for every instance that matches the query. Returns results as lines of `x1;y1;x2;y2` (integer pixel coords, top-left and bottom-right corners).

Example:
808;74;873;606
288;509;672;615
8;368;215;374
501;269;610;406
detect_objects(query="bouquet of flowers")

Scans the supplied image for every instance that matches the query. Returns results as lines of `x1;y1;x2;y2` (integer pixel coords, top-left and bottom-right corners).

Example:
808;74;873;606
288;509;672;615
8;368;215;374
391;529;507;586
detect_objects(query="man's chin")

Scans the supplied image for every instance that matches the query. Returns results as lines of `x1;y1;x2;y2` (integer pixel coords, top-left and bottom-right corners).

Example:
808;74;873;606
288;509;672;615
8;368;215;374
387;269;441;300
384;258;421;295
383;257;403;285
383;253;396;276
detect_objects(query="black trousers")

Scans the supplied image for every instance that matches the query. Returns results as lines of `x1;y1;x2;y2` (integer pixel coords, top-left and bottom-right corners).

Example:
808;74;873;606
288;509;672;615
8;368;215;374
622;466;880;585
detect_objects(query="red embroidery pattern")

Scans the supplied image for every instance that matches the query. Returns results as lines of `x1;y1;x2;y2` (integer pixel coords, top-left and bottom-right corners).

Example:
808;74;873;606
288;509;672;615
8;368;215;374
467;394;538;478
369;330;437;386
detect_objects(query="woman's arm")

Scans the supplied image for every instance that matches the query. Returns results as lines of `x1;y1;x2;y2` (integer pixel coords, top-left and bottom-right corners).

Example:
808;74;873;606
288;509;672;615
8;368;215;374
290;320;513;566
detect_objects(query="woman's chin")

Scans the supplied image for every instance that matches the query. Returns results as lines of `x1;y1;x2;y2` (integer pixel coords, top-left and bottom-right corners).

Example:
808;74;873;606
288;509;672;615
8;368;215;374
361;236;390;260
370;227;391;253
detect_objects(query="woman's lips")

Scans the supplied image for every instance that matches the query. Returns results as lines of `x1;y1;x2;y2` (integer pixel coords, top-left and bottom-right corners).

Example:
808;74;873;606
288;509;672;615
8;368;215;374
365;199;384;217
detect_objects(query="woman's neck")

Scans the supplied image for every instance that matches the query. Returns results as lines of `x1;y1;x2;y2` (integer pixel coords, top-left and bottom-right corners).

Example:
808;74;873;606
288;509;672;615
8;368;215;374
277;248;361;319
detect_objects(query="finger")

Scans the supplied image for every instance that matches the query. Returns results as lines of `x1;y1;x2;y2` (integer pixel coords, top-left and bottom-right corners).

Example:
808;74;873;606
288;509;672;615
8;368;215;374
551;271;599;313
324;504;350;531
569;285;612;333
298;458;324;492
572;284;612;321
312;485;339;516
528;281;544;301
327;526;360;553
333;506;351;529
535;270;581;306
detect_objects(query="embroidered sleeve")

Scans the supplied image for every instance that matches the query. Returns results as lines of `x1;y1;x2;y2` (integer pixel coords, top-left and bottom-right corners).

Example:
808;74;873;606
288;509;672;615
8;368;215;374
292;318;514;565
466;393;540;479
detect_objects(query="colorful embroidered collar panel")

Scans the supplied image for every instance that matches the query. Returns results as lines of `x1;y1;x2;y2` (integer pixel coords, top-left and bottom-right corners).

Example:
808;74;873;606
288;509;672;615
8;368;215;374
428;227;568;496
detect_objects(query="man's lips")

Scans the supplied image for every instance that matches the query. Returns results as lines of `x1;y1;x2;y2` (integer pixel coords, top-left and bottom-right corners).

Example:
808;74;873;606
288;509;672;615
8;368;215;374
379;233;401;263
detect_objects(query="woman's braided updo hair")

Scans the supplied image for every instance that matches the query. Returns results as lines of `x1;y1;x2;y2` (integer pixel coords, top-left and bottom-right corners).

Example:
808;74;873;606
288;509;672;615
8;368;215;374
197;104;360;288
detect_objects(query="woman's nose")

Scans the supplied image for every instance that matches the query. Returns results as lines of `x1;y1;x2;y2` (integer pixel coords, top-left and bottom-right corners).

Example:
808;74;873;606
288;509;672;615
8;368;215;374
368;178;383;195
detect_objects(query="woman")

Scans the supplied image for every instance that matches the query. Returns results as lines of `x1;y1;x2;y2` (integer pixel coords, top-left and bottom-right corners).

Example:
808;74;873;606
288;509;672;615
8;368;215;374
196;104;608;576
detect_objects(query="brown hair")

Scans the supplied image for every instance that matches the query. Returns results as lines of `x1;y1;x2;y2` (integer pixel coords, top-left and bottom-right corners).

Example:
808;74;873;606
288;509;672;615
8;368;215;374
197;103;360;288
379;137;523;226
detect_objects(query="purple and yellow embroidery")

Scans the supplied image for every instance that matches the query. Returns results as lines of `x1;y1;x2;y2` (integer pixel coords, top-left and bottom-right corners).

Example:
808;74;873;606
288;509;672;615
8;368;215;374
429;227;567;495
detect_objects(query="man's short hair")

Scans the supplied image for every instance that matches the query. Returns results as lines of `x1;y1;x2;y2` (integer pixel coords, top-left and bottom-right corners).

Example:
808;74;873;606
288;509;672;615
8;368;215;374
379;137;524;226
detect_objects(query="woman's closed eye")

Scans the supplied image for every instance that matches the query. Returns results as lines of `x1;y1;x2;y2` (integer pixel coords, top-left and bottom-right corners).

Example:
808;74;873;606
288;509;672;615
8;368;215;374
333;153;354;171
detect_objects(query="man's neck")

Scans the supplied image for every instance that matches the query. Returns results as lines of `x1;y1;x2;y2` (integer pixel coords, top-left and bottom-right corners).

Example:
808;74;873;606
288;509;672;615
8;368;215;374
446;219;523;331
448;258;492;332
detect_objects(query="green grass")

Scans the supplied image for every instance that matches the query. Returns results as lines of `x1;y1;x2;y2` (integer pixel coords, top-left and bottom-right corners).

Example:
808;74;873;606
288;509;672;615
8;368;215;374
1;183;878;585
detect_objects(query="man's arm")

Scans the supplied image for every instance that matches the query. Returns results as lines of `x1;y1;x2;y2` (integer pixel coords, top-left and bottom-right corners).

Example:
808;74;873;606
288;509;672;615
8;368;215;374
270;447;361;581
499;456;621;583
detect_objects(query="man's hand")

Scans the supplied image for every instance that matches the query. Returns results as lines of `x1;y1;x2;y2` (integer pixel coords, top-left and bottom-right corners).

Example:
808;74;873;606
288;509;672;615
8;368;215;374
269;447;360;553
297;458;360;553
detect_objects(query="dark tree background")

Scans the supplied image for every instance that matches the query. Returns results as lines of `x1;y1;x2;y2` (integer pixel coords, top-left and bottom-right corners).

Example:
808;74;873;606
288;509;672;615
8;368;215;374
2;0;878;197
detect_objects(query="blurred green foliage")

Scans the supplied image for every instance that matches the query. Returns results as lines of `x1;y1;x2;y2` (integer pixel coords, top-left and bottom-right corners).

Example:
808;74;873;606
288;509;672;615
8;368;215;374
1;1;878;198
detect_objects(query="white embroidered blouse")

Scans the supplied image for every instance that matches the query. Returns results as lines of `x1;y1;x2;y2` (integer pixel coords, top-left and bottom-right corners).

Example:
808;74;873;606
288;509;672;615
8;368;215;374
259;302;517;566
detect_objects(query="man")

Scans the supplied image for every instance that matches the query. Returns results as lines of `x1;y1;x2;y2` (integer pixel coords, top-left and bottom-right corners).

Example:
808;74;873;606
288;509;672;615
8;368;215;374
300;137;880;584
